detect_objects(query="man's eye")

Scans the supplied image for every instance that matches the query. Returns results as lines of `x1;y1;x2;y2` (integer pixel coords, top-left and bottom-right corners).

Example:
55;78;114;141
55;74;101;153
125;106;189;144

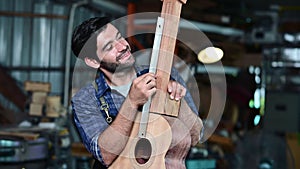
117;32;123;39
106;45;113;51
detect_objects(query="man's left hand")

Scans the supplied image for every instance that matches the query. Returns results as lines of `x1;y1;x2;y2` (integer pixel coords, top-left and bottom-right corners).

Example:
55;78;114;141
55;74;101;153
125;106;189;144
167;81;186;101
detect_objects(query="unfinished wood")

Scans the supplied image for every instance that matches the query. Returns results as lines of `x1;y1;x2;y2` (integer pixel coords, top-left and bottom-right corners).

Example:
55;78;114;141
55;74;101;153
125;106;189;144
109;113;172;169
24;81;51;92
0;131;40;140
150;0;184;117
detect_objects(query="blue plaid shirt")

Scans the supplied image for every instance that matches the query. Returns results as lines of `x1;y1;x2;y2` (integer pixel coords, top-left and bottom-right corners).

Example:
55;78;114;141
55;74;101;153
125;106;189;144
71;66;198;166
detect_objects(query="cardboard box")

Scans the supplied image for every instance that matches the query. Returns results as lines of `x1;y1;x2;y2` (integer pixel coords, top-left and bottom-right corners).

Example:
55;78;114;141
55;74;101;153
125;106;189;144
29;103;43;116
45;96;61;117
24;81;51;92
32;92;47;104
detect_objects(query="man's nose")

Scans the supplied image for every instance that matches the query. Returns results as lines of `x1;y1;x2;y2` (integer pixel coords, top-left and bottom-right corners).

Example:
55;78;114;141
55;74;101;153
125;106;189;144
115;40;126;51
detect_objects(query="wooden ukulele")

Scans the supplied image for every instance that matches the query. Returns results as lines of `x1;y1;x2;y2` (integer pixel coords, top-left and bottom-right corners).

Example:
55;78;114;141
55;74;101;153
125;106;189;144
109;0;187;168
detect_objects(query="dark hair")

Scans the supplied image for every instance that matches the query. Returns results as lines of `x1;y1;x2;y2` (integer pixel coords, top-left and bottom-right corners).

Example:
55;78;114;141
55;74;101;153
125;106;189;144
71;17;111;60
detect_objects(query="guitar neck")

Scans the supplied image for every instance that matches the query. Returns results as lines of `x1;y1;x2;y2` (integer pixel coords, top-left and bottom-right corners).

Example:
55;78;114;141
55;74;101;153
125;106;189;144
150;0;185;117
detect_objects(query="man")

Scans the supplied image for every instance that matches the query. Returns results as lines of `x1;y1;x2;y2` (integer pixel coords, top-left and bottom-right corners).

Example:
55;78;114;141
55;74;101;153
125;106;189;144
71;16;202;168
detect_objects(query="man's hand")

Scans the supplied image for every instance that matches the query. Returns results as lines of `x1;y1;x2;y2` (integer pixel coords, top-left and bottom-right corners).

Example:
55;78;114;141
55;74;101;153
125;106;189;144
128;73;157;108
167;80;186;101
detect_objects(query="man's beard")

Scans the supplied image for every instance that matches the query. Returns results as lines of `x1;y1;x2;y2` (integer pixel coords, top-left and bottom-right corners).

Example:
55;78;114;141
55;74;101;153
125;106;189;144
100;45;135;73
100;57;135;73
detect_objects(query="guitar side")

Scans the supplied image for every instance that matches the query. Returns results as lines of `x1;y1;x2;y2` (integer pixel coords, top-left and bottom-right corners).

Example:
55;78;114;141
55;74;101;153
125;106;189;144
109;113;172;169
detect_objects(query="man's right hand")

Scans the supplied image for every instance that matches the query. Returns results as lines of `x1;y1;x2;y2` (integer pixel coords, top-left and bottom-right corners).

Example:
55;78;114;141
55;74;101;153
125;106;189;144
128;73;157;108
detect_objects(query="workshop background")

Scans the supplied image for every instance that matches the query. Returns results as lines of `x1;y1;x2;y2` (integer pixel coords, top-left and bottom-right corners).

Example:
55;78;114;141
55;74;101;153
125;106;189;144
0;0;299;169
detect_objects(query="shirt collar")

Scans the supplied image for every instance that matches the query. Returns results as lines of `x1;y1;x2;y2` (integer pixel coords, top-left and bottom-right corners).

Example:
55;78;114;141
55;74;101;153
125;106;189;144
94;65;149;97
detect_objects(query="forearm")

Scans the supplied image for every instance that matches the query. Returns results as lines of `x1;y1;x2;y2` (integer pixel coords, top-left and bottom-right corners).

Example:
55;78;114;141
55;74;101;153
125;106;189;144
190;116;203;146
178;99;203;146
98;97;138;165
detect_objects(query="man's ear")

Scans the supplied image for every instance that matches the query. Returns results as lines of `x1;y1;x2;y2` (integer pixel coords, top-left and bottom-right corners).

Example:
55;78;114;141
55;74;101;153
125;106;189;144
84;57;100;69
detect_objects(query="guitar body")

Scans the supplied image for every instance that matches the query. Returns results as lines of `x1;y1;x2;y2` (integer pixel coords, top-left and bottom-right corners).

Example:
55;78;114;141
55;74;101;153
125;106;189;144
110;0;188;168
109;113;172;169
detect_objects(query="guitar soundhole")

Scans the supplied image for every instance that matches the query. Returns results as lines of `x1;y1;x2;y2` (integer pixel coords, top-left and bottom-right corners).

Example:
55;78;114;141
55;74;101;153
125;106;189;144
134;138;152;164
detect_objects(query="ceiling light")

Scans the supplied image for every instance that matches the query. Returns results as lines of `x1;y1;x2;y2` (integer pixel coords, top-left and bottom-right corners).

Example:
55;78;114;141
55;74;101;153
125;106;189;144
198;47;224;63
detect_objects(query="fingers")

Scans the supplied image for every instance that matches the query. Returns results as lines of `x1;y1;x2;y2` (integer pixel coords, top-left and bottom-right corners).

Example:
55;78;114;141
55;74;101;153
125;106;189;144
129;73;157;107
168;81;186;101
143;74;156;89
136;73;156;91
129;73;186;108
135;72;156;84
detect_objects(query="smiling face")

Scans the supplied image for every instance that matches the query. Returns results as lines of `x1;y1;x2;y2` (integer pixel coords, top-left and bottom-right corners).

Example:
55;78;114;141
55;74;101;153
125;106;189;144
95;24;135;73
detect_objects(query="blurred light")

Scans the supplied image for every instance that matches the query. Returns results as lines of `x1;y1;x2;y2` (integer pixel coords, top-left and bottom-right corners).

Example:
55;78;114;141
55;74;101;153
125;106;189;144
260;88;265;116
249;65;254;74
254;89;260;109
249;99;254;108
246;17;252;23
254;115;261;126
221;16;230;23
297;34;300;42
284;33;295;42
255;67;261;75
255;76;261;84
198;47;224;63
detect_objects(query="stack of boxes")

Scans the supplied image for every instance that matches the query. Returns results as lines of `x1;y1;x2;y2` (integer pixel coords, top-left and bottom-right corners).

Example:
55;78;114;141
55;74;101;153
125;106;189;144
24;81;51;117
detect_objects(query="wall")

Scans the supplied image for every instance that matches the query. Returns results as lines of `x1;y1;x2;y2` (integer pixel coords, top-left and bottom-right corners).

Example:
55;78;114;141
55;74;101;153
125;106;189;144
0;0;102;111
